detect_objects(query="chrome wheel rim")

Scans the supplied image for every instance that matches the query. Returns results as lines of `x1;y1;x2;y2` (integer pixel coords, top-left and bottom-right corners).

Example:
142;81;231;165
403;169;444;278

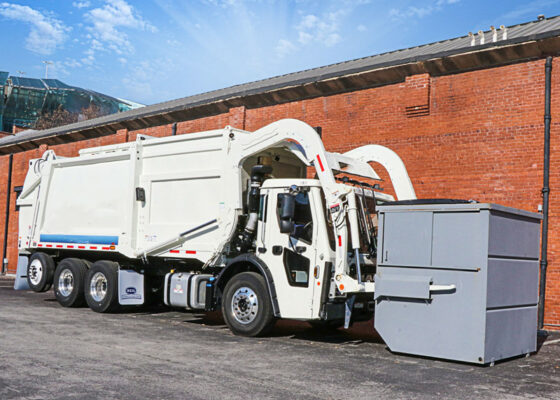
90;272;107;302
231;287;258;324
58;269;74;297
29;259;43;286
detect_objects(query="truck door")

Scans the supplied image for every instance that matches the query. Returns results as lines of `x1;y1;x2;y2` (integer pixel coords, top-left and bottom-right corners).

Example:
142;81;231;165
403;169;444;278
258;187;321;319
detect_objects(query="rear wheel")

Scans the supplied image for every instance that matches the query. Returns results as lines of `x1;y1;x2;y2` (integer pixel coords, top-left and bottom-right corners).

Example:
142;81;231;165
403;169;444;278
27;252;55;292
84;261;119;313
222;272;275;337
53;258;90;307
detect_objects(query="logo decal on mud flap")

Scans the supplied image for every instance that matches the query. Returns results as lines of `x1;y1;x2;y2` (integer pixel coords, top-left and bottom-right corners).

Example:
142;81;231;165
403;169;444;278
121;286;141;300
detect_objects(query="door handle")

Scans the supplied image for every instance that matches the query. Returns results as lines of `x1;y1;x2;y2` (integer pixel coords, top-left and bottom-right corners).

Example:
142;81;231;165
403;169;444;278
272;246;283;255
295;246;306;254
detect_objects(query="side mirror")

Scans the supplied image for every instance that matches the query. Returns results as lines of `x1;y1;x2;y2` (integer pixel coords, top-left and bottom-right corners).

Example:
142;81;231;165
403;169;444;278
277;193;295;234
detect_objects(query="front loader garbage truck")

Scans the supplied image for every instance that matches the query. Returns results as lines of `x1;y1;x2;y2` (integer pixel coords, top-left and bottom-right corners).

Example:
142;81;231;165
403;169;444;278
16;119;542;364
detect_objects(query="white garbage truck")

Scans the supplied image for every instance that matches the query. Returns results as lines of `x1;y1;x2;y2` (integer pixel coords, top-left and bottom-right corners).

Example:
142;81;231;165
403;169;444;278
16;119;542;364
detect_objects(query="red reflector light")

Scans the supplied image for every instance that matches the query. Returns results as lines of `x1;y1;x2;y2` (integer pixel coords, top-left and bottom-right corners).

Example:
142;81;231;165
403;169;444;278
185;250;196;254
338;235;342;247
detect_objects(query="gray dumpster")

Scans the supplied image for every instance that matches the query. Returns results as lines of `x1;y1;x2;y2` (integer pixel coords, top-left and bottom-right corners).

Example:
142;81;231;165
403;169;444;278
374;202;542;364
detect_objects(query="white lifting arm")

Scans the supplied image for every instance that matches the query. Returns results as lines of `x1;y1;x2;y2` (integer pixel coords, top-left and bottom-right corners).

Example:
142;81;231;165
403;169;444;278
343;145;416;201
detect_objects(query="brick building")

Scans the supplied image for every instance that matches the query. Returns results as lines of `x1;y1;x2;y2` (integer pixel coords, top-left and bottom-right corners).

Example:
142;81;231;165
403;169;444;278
1;16;560;328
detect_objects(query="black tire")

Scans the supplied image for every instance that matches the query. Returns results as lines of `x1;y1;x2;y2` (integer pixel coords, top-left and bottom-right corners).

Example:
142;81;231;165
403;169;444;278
222;272;275;337
26;252;55;292
53;258;89;307
84;260;119;313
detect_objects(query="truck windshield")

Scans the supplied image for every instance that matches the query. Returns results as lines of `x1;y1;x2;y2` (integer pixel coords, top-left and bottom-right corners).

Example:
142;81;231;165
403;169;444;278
320;192;336;251
320;187;378;255
353;189;377;257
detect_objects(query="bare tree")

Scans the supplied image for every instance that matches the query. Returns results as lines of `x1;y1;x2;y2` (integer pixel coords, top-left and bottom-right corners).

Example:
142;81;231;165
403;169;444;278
78;103;106;121
34;105;78;130
34;103;110;130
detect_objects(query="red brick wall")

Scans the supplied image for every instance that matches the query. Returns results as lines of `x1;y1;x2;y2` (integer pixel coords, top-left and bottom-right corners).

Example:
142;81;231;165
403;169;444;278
1;58;558;327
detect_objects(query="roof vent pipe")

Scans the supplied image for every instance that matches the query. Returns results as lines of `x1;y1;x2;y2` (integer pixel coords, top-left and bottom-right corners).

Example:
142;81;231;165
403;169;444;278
500;25;507;40
491;26;497;42
468;32;475;46
478;30;485;45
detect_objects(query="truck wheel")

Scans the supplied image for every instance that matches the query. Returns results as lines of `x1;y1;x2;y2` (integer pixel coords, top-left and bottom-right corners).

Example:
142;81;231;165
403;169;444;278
27;252;55;292
84;260;119;313
222;272;275;337
53;258;89;307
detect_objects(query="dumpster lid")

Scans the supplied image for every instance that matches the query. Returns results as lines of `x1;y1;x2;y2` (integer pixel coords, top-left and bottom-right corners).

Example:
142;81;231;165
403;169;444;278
377;201;542;220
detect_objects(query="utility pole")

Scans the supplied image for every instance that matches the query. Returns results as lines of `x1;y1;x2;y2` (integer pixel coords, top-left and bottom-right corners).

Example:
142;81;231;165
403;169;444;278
41;61;53;79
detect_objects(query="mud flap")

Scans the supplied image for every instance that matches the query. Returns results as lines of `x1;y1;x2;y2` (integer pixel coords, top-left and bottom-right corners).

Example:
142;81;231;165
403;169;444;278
344;295;355;329
13;256;30;291
118;269;144;305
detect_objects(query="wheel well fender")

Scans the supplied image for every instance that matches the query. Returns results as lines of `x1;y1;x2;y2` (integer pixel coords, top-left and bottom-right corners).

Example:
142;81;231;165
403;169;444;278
215;254;280;317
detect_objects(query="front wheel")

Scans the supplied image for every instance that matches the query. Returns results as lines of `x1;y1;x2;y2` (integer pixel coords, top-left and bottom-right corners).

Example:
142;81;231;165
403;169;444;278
222;272;275;337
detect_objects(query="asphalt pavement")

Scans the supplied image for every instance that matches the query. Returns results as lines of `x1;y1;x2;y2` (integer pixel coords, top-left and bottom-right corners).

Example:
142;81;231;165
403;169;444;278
1;276;559;400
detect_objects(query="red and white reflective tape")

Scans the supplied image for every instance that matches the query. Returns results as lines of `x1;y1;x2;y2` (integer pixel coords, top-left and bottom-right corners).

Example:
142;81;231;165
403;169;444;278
169;249;197;255
34;243;116;251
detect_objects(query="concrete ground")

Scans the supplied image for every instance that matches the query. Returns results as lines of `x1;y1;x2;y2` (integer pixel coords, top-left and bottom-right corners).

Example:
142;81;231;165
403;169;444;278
1;276;559;400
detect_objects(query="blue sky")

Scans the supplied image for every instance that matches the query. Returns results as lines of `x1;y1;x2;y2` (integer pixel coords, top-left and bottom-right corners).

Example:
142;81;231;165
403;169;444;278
1;0;559;105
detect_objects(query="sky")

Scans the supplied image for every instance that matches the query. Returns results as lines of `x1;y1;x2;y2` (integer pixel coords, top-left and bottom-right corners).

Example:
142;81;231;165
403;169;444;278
1;0;560;106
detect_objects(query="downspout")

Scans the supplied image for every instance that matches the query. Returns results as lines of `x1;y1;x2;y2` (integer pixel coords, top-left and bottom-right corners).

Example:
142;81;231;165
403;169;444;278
2;153;13;274
171;122;177;136
538;56;552;330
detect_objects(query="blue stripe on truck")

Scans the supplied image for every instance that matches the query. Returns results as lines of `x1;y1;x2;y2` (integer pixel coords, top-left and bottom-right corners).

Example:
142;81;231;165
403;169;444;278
39;234;119;245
